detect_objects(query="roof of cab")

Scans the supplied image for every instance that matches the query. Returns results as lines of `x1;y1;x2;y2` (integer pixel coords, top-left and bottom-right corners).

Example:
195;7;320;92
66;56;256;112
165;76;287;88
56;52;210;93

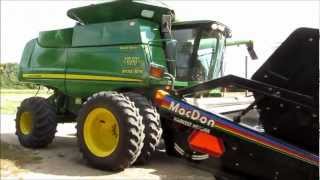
172;20;231;37
173;20;227;29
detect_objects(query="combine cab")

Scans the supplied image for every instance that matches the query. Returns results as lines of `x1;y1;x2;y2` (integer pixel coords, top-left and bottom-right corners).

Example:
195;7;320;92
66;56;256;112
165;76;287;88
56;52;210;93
16;0;318;179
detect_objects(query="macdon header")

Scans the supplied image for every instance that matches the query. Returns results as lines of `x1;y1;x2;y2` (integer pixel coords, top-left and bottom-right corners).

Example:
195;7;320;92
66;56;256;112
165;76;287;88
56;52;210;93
168;101;215;128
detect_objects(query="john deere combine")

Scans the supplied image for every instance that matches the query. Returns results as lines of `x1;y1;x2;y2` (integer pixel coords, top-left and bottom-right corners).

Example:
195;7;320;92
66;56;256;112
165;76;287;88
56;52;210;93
16;0;318;179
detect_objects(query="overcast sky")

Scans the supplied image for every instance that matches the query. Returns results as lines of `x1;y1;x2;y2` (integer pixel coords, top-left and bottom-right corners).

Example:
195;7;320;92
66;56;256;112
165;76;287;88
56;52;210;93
1;0;319;77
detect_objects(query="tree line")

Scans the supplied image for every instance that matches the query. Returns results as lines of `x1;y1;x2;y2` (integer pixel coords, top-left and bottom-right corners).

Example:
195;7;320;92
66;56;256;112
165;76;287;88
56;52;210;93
0;63;36;89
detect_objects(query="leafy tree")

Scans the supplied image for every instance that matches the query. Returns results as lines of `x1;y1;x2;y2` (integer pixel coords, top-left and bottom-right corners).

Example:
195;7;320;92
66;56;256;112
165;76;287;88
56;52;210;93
0;63;36;89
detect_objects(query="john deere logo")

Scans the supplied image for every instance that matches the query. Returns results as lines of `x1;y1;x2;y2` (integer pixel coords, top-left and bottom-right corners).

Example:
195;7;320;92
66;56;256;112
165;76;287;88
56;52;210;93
169;101;215;128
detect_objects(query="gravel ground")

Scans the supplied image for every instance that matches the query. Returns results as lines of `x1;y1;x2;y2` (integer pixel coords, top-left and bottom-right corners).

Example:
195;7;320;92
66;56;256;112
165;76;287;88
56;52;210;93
0;115;215;180
0;92;252;180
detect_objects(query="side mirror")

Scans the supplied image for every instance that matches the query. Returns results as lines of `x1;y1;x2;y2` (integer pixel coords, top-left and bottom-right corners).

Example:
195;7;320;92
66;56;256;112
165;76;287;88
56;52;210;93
161;15;172;34
247;41;258;60
165;40;177;76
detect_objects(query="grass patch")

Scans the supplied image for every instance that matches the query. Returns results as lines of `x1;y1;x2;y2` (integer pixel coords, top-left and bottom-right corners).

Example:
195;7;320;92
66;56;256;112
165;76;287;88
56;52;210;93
1;89;52;114
1;88;51;95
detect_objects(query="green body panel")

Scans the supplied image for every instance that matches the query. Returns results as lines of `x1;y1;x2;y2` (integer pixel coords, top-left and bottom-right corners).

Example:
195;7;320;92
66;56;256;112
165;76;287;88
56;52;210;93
19;39;66;92
19;39;37;71
146;45;166;66
18;1;236;120
30;43;66;71
72;21;141;46
72;19;162;46
19;18;172;97
38;28;73;48
66;45;149;97
66;80;146;97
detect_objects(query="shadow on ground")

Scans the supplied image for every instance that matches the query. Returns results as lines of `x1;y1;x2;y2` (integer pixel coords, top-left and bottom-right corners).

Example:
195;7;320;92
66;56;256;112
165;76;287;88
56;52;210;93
1;133;214;179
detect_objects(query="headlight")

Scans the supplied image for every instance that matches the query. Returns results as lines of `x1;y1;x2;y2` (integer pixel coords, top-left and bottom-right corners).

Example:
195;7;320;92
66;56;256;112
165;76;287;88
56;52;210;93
211;24;218;30
211;23;225;32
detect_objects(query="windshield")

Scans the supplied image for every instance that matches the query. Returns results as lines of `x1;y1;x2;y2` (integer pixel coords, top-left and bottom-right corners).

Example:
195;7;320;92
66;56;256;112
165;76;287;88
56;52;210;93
171;28;226;82
171;28;196;81
196;30;226;81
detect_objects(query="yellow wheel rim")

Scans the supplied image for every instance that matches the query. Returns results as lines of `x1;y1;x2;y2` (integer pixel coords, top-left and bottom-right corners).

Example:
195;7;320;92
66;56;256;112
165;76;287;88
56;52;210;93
83;108;120;157
20;112;32;135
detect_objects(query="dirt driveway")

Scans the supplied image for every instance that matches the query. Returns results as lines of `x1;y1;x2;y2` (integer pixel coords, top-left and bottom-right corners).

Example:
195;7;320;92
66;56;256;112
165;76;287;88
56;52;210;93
1;115;215;180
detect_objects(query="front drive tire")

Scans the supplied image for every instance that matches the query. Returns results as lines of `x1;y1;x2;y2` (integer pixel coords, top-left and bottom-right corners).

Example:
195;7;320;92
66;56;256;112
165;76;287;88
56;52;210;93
15;97;57;148
77;92;145;171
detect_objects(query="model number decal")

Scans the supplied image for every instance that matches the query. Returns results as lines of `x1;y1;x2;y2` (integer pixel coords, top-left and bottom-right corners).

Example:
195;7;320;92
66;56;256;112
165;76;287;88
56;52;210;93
173;117;210;133
123;56;141;66
121;68;144;74
121;56;144;74
119;46;138;50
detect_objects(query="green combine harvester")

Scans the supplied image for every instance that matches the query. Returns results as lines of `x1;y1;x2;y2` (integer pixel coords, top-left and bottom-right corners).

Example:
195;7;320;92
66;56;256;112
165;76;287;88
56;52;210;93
18;0;244;170
16;1;319;179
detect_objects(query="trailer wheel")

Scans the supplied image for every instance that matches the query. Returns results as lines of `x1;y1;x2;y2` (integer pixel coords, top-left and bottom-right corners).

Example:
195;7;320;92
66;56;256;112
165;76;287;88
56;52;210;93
125;92;162;164
15;97;57;148
77;92;144;171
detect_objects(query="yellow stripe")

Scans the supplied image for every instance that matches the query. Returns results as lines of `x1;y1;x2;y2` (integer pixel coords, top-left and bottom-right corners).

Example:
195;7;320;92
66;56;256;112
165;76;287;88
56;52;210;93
23;73;65;79
23;73;142;82
65;74;142;82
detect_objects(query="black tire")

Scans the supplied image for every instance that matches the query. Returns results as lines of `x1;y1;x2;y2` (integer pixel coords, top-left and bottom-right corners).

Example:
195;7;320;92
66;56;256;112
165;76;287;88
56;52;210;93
77;91;145;171
125;92;162;164
15;97;57;148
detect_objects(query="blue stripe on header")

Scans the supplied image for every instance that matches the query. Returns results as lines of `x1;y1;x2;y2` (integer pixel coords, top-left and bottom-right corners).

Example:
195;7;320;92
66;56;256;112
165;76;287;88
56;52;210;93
163;95;318;163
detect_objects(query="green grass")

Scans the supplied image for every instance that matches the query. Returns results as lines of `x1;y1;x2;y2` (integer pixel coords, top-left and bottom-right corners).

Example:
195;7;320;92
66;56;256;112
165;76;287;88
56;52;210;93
1;89;52;114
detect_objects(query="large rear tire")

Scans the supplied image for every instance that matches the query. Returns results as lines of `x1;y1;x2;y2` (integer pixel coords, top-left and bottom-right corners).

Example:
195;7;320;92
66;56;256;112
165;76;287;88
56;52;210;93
15;97;57;148
125;92;162;164
77;91;144;171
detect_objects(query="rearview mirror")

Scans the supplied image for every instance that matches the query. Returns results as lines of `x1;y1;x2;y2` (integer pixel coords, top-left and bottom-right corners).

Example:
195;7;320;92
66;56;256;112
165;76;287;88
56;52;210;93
161;15;172;34
246;41;258;60
165;40;177;76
